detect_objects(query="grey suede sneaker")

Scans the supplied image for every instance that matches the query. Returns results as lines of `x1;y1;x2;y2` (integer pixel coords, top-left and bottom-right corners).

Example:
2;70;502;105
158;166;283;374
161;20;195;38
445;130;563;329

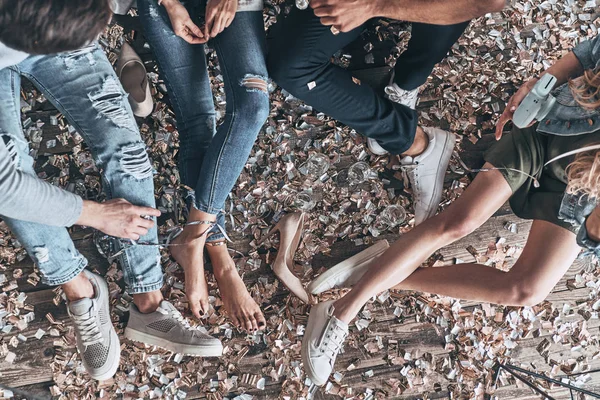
125;300;223;357
67;270;120;381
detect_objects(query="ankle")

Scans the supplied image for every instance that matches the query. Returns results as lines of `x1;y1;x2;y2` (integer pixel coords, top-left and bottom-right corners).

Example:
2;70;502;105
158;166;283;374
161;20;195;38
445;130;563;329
62;273;94;302
133;290;163;313
332;298;359;325
401;126;429;157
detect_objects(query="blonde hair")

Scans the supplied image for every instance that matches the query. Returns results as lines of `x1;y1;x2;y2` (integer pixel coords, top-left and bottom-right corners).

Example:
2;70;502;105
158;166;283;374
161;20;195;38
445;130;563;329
563;69;600;198
569;69;600;110
566;150;600;199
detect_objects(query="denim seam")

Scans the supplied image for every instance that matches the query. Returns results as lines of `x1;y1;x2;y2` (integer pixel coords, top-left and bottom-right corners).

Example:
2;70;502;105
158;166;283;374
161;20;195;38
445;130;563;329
203;38;238;213
41;257;88;286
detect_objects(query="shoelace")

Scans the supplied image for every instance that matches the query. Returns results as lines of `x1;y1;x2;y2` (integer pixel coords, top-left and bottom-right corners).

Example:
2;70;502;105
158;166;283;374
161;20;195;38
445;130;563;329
157;306;195;331
384;85;417;105
321;322;348;360
71;310;104;348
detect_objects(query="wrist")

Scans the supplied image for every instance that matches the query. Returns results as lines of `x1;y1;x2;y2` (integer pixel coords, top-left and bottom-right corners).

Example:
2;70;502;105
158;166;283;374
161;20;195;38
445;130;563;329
76;200;102;229
371;0;388;18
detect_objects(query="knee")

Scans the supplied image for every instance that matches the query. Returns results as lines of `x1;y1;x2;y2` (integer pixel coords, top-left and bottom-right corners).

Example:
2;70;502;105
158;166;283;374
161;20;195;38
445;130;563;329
439;214;481;242
109;141;153;181
267;49;318;94
504;279;550;307
238;77;270;127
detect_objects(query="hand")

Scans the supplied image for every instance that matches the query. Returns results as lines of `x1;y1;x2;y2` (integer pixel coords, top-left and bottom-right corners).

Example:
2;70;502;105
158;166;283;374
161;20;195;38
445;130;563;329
77;199;161;241
310;0;376;33
204;0;237;39
162;0;206;44
495;77;539;140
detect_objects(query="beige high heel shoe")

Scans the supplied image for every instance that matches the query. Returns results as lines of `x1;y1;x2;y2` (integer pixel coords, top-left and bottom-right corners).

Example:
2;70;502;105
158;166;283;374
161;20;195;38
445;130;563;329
260;212;310;303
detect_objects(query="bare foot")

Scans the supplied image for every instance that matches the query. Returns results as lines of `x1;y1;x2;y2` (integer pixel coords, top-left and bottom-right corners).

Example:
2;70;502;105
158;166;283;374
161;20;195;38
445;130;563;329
207;244;266;332
171;227;210;319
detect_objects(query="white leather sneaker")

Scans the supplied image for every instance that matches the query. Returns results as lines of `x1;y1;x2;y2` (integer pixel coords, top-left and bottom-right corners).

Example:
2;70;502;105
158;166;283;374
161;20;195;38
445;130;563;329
307;240;390;295
401;127;455;225
367;83;420;156
302;300;348;386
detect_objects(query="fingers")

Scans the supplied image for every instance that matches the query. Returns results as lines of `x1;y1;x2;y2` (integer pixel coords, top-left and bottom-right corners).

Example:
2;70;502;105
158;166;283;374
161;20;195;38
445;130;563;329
210;15;223;37
495;112;510;140
313;5;334;17
130;206;161;219
310;0;330;8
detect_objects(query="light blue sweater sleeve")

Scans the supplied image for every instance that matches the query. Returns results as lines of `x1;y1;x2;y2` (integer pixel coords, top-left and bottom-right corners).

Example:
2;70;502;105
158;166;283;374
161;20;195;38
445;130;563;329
0;138;83;226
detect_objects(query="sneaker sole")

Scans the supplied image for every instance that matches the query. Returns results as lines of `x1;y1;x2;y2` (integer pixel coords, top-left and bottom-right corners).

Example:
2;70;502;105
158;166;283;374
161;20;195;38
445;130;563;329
421;131;456;223
124;327;223;357
307;240;390;295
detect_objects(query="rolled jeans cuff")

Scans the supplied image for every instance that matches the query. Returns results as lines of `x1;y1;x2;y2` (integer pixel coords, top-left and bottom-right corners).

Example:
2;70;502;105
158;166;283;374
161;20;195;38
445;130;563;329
42;257;88;286
127;278;164;294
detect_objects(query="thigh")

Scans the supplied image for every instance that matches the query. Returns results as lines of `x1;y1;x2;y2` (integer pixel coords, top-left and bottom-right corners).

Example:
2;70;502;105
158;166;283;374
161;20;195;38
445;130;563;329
509;220;580;289
211;11;269;91
138;0;215;120
17;44;143;157
268;7;364;67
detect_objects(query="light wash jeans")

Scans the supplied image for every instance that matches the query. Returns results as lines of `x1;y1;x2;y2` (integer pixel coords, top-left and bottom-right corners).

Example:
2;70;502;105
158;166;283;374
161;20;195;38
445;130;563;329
0;43;163;293
138;0;270;242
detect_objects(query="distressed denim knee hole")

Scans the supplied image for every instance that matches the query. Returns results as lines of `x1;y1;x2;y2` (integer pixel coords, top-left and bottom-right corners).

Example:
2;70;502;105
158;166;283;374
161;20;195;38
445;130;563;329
60;44;97;71
240;74;269;94
120;143;153;180
88;76;138;132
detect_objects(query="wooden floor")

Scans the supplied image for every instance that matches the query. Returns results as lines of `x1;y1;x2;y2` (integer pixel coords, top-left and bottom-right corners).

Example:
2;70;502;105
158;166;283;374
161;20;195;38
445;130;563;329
2;204;600;399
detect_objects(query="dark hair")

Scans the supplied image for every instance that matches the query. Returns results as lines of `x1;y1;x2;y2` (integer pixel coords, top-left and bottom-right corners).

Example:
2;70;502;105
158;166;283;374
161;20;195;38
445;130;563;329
0;0;112;54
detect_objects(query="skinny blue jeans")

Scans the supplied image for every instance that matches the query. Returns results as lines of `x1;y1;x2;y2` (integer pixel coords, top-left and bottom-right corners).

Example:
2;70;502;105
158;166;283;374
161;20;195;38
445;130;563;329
138;0;270;242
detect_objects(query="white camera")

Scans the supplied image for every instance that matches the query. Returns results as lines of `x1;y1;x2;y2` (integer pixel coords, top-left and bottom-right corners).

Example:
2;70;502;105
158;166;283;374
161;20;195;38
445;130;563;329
512;74;557;129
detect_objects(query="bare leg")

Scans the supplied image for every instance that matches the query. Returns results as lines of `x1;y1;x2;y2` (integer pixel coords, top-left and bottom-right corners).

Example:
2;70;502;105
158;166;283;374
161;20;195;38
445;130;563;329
393;220;580;305
132;290;164;313
207;244;267;332
170;207;216;318
333;165;512;323
62;273;94;301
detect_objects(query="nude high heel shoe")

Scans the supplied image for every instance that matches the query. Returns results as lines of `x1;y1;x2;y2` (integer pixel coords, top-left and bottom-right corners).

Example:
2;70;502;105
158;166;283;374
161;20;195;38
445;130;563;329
260;212;310;303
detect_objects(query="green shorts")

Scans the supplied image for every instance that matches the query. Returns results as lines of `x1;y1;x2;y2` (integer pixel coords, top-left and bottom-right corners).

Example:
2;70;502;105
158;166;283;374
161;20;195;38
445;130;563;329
483;125;600;233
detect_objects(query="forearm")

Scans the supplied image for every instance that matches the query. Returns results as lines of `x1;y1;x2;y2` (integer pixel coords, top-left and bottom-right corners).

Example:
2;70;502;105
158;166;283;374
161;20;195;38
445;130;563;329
374;0;506;25
543;52;585;86
0;144;83;226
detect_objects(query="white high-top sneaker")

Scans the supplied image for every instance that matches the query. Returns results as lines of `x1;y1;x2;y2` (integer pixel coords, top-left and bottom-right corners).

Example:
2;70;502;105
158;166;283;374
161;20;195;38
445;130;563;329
401;127;455;225
367;83;420;156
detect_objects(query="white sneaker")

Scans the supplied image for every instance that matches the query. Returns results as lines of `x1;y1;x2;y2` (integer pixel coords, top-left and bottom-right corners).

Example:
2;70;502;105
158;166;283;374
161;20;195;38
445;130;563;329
302;300;348;386
367;83;420;156
307;240;390;295
401;127;455;225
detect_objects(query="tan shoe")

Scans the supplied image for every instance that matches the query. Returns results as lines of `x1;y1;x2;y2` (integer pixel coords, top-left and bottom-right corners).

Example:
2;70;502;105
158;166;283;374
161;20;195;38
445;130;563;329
116;42;153;118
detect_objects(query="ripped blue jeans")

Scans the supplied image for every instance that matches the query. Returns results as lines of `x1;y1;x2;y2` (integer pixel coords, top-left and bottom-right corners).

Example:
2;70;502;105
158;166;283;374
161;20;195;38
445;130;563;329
138;0;269;242
0;43;163;293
